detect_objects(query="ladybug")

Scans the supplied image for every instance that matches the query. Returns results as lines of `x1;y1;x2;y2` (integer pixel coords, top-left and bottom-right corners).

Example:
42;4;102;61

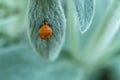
39;22;53;40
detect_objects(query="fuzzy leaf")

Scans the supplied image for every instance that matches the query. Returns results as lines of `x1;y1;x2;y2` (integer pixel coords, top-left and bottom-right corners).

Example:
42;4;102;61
74;0;95;33
28;0;66;61
0;42;82;80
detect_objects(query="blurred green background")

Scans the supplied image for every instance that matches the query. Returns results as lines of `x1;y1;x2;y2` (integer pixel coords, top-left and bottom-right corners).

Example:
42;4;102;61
0;0;120;80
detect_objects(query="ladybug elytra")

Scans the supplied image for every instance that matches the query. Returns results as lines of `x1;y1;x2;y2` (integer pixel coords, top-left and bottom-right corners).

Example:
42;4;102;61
39;22;53;40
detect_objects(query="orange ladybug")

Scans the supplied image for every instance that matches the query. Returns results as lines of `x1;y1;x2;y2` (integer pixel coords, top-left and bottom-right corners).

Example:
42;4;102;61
39;22;53;40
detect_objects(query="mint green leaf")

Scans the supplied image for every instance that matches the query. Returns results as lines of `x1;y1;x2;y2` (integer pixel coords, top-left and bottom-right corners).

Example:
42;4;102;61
0;42;82;80
74;0;95;33
28;0;66;61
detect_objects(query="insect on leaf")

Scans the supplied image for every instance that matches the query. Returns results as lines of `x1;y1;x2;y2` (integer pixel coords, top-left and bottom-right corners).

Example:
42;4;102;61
28;0;66;61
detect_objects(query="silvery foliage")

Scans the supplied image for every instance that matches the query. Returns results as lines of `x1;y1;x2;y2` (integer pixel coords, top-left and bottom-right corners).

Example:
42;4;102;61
73;0;95;33
28;0;95;60
28;0;66;61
